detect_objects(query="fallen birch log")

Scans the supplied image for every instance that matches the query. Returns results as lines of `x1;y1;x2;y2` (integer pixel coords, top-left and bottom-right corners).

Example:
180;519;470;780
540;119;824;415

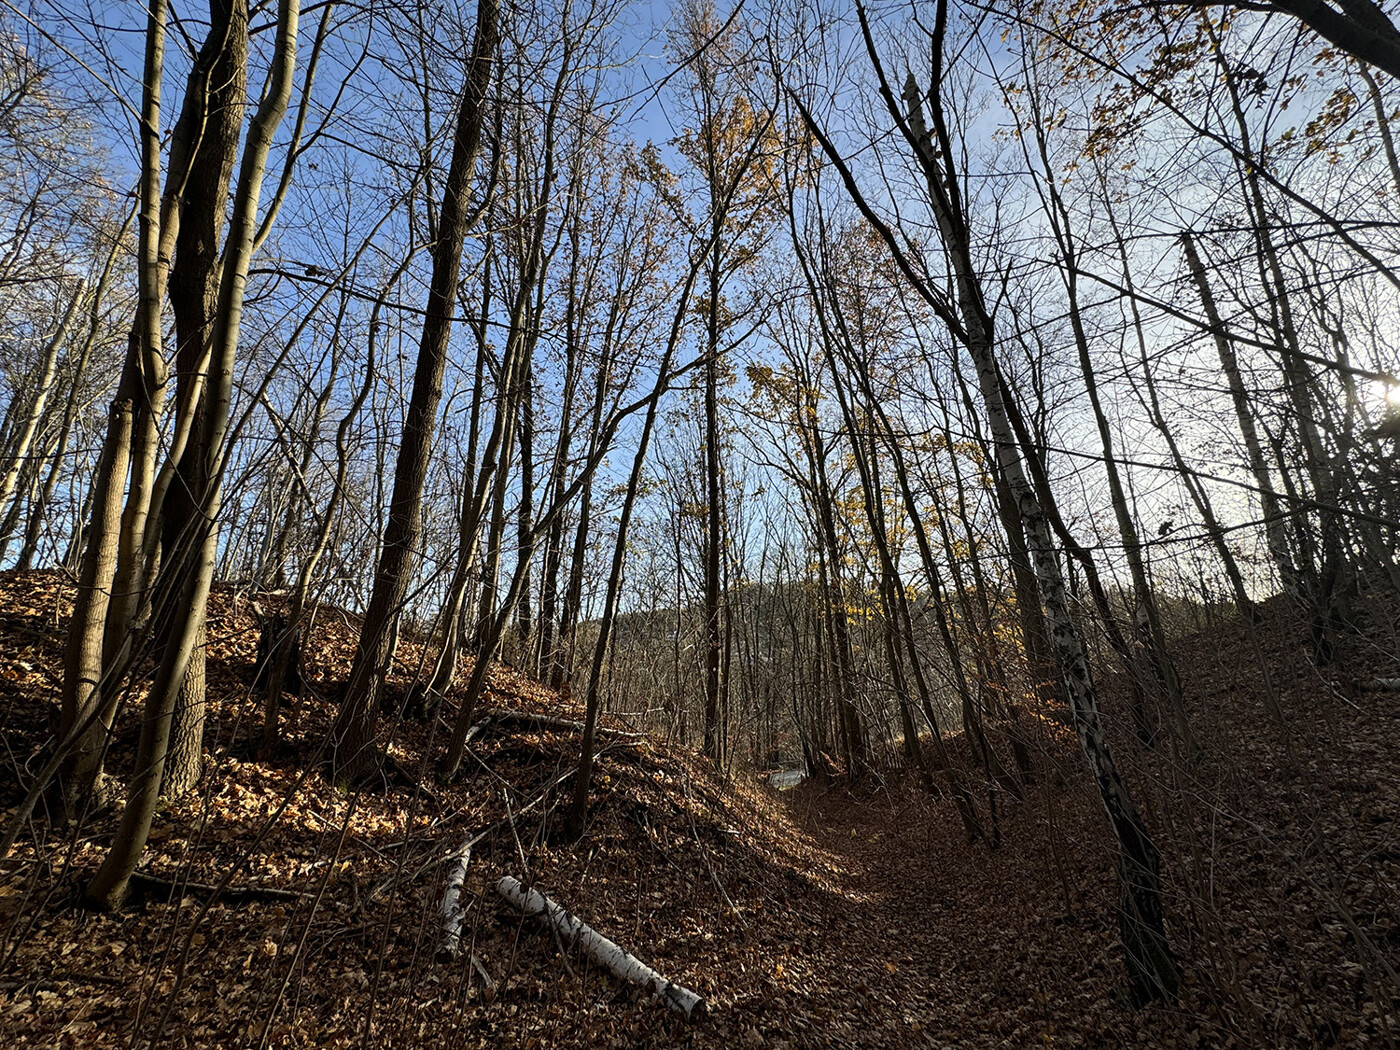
437;842;497;990
459;716;495;750
496;875;706;1021
439;844;473;959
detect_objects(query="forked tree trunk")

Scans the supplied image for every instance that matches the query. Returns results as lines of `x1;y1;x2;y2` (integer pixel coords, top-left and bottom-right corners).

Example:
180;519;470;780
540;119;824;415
103;0;249;685
151;0;249;791
86;0;300;910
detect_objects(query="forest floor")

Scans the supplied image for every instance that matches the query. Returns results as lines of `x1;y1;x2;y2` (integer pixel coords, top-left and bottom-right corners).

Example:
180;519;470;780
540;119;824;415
1;570;1398;1049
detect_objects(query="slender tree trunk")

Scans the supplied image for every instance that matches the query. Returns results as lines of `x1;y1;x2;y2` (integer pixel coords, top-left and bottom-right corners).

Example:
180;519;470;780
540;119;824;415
261;273;387;756
803;414;864;777
910;63;1176;988
552;355;611;691
1213;33;1350;621
702;323;725;764
565;348;682;840
17;211;132;571
86;0;300;909
473;424;514;648
1098;197;1258;618
1020;116;1193;747
1180;231;1298;597
55;0;172;816
798;23;1178;995
0;280;86;558
514;362;534;655
332;0;499;782
56;400;133;815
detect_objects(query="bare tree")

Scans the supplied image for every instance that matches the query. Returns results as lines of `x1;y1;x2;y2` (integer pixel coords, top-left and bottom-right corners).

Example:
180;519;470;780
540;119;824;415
332;0;499;782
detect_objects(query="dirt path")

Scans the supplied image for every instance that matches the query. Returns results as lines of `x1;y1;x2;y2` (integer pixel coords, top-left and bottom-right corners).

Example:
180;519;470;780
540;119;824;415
3;572;1394;1049
710;778;1167;1050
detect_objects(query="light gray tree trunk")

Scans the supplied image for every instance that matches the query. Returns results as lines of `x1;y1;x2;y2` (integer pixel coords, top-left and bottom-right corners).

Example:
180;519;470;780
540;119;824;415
87;0;299;909
0;279;86;555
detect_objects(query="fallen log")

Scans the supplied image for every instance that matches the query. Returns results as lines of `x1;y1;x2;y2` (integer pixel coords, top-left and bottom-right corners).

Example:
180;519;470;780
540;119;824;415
129;871;305;904
1358;678;1400;693
436;841;497;991
439;843;473;959
459;716;494;749
480;708;645;740
496;875;706;1021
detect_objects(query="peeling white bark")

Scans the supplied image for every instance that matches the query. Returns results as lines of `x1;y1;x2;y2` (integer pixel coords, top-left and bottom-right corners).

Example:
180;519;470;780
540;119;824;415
497;875;706;1021
440;844;472;959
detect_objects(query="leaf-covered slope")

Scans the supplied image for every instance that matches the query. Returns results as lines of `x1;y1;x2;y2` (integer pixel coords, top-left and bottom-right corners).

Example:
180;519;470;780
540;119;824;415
1;571;1397;1048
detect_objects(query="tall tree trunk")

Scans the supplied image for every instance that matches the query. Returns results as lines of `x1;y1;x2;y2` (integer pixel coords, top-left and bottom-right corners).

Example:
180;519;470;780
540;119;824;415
802;409;864;777
55;0;173;815
554;473;593;690
473;424;514;648
565;340;684;839
332;0;499;782
415;258;494;712
791;15;1179;997
87;0;300;909
1180;231;1298;598
552;348;612;691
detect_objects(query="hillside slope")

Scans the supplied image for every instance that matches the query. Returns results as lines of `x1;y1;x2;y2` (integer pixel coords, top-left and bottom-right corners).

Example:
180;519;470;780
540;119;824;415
1;571;1397;1048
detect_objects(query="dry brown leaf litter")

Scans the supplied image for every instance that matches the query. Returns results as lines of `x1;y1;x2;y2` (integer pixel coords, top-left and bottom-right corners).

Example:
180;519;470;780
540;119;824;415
0;570;1396;1048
